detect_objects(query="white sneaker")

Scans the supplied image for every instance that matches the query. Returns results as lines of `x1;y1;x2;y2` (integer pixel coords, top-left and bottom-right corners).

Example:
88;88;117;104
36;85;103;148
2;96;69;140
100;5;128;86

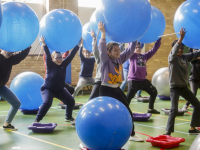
129;135;144;142
79;143;86;149
182;105;188;111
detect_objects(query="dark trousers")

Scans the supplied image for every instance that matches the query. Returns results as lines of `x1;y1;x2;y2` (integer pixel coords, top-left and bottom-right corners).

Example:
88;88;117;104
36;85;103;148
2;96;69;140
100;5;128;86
36;87;75;121
185;81;200;106
166;87;200;132
64;83;74;95
88;81;101;100
99;85;135;136
126;79;158;109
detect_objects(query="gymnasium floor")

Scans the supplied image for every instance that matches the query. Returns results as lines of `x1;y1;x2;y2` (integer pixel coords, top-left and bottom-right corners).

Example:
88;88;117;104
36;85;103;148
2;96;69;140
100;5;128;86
0;91;199;150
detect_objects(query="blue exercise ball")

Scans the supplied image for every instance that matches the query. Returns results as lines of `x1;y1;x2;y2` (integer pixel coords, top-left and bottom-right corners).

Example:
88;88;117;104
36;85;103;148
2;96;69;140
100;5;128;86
174;0;200;49
39;9;82;52
89;10;112;43
0;2;39;52
82;22;94;52
76;96;132;150
139;6;166;44
82;21;112;52
0;0;2;28
93;0;151;43
10;72;44;110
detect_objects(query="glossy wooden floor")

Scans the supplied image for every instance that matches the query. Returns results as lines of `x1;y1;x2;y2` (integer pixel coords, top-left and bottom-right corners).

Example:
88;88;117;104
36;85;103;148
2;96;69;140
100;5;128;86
0;91;199;150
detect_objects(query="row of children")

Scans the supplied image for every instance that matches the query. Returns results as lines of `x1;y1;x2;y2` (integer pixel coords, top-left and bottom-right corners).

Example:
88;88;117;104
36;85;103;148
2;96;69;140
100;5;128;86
0;22;200;143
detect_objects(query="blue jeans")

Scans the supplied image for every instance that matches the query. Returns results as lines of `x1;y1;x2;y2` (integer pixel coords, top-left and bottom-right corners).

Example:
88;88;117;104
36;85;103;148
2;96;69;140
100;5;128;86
120;69;128;92
136;90;142;96
0;86;21;124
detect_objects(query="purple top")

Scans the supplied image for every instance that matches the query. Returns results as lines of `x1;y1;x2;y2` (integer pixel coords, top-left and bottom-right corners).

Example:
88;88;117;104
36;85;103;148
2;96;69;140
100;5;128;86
99;39;137;86
128;38;161;81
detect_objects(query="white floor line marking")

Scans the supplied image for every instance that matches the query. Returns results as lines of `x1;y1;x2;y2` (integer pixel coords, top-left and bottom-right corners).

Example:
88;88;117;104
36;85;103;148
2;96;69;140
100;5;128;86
158;122;190;128
134;123;189;135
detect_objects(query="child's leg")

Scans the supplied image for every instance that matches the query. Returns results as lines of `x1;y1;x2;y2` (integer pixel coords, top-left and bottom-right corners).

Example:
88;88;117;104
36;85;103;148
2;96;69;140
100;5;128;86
55;88;75;119
72;77;87;98
0;86;21;124
185;81;199;107
85;77;95;85
35;88;54;122
64;83;74;95
126;80;140;105
181;87;200;128
88;82;101;100
166;87;180;133
120;69;128;92
142;79;158;109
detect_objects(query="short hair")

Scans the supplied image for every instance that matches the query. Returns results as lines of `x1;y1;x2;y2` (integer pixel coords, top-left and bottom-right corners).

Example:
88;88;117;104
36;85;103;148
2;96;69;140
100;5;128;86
171;40;184;48
51;51;61;58
106;42;119;52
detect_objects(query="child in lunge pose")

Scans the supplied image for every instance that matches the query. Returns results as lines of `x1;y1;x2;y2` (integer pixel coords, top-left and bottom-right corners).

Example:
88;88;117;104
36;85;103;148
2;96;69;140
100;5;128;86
35;36;82;125
126;39;161;114
165;28;200;135
98;21;143;142
0;46;31;130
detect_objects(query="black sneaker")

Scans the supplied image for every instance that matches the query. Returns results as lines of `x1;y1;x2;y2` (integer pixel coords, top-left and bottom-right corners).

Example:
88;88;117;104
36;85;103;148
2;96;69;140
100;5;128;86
65;117;75;125
163;131;171;135
3;124;18;131
148;109;160;114
189;129;200;135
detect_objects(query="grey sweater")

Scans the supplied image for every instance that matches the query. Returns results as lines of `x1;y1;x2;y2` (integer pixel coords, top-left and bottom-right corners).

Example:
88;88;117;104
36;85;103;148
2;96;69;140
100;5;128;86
92;38;101;82
168;42;200;88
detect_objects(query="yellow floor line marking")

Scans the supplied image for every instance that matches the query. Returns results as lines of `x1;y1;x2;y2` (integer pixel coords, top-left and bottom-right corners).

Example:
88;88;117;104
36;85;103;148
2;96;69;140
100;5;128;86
0;127;74;150
132;111;191;122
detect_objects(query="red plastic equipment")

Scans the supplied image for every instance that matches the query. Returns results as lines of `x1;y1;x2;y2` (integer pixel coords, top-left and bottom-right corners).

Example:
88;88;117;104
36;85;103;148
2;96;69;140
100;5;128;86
146;135;185;149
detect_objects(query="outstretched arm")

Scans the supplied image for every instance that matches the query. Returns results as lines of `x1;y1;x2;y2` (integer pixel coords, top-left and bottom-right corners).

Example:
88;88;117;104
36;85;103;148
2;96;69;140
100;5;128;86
98;21;109;64
12;46;31;65
168;28;186;62
91;30;100;64
145;38;161;60
63;38;83;67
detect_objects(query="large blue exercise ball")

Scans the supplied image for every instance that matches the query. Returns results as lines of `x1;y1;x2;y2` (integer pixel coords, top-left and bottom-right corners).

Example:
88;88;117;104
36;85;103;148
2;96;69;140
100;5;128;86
93;0;152;43
10;72;44;110
174;0;200;49
39;9;82;52
139;6;166;44
76;96;132;150
82;22;112;52
0;0;2;28
0;2;39;52
82;22;94;52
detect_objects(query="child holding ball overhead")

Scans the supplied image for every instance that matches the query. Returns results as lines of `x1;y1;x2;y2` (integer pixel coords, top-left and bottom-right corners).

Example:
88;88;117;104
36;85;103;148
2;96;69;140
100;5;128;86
0;46;31;130
98;21;143;142
165;28;200;135
34;36;82;125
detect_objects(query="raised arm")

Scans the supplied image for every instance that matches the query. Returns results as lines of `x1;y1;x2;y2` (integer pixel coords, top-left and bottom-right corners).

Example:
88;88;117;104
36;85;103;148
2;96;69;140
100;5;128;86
79;41;86;61
119;41;137;64
144;38;161;60
40;36;52;67
98;21;109;63
91;30;100;64
168;28;186;62
12;46;31;65
63;38;83;67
